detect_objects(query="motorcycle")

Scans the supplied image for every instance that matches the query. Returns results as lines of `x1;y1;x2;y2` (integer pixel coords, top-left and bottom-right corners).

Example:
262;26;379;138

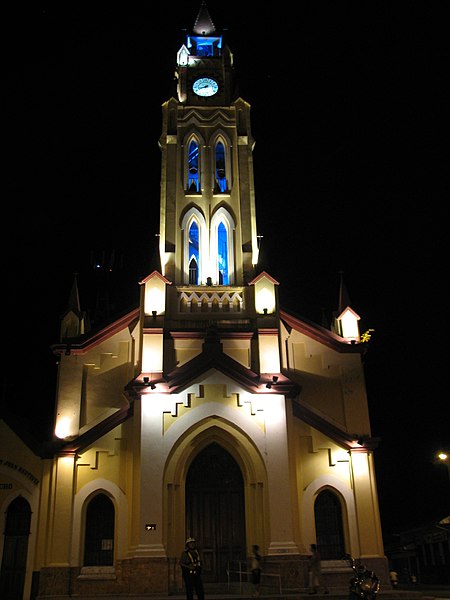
347;555;380;600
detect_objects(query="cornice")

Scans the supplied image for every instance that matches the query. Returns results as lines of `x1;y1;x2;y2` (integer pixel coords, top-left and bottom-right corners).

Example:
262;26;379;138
127;329;300;399
280;309;362;354
52;308;140;356
291;398;380;451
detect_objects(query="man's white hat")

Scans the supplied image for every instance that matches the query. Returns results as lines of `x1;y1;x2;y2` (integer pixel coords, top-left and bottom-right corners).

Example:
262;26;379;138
185;537;196;545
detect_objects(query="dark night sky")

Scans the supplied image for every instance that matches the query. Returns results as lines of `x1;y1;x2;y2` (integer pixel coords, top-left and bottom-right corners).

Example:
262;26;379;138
1;3;449;541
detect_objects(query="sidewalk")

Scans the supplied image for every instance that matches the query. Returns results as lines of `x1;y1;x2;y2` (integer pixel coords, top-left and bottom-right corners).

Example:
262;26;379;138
397;584;450;599
37;589;447;600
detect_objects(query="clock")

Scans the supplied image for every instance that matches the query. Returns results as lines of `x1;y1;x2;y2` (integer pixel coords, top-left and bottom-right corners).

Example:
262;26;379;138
193;77;219;97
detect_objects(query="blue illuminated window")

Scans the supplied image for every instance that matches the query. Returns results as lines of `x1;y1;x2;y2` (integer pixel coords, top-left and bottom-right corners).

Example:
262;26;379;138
196;41;213;56
188;140;199;192
189;35;222;57
189;221;200;284
215;141;227;192
217;222;229;284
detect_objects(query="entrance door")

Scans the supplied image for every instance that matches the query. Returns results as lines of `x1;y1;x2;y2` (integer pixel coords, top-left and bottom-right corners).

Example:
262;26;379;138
0;496;31;600
186;443;246;582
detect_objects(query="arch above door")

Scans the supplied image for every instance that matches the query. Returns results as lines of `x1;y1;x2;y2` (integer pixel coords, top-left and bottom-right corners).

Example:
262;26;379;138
163;419;268;560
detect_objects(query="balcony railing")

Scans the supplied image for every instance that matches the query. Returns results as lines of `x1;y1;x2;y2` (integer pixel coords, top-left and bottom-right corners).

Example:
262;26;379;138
178;289;244;313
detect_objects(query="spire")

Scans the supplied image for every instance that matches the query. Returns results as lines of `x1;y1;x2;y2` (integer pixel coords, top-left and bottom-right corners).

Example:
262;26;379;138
321;307;330;329
60;273;88;340
192;1;216;35
338;270;351;313
68;273;81;313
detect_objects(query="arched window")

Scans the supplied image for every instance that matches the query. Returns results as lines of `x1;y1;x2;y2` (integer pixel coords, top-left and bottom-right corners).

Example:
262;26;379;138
189;221;199;284
0;497;31;600
211;208;235;285
314;490;345;560
84;493;114;566
218;222;229;284
215;141;227;192
189;257;198;285
182;208;207;285
187;139;200;192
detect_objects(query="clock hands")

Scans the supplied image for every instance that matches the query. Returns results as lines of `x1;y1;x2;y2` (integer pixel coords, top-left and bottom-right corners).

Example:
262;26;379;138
193;77;218;96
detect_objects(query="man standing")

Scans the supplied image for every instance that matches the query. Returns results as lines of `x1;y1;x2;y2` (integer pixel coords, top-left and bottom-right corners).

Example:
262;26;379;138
179;537;205;600
251;544;262;597
308;544;329;595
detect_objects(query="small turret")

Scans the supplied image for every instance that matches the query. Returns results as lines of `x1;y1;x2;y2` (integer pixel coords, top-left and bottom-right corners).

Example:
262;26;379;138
59;274;88;340
332;271;361;343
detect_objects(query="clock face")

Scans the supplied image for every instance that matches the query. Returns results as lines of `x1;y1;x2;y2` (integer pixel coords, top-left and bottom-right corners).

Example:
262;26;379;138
193;77;219;97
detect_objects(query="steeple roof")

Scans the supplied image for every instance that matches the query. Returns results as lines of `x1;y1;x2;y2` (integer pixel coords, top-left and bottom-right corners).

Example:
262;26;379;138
59;273;88;340
192;1;216;35
338;270;352;313
67;273;81;314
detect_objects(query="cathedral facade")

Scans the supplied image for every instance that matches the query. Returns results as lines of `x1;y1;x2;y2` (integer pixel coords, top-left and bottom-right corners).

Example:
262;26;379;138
0;5;389;599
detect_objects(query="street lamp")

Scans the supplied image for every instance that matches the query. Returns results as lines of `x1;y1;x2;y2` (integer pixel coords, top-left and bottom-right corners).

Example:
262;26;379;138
437;451;450;481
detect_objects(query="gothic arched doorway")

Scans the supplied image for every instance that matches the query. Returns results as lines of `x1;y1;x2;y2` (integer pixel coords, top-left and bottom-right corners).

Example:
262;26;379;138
0;496;31;600
186;442;246;582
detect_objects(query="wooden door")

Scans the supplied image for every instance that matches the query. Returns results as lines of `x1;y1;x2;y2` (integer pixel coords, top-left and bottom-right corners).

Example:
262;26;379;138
186;443;246;582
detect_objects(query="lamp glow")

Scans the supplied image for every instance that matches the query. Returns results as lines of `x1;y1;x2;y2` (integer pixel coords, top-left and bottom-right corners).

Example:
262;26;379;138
338;307;360;342
142;335;163;372
259;335;281;373
177;45;189;66
255;287;275;314
55;417;72;439
437;451;450;481
351;450;369;478
144;285;165;316
264;395;285;425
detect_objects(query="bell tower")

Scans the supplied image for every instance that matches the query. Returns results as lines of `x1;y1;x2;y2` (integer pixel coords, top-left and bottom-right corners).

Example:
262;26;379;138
175;2;236;107
158;1;260;289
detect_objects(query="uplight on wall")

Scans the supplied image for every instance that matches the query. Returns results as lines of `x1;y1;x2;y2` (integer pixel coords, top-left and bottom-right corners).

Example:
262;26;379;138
350;449;369;478
142;335;163;372
143;377;156;389
55;416;72;439
266;376;278;389
259;334;281;373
